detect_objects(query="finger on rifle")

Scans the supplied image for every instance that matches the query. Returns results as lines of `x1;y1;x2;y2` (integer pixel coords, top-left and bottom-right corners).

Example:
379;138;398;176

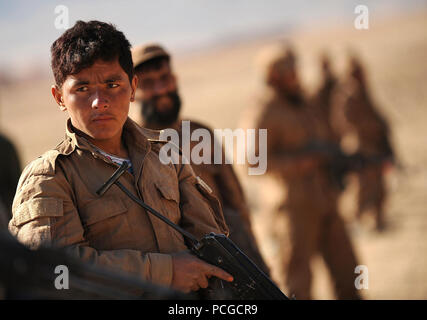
202;262;233;282
197;274;209;289
190;283;199;292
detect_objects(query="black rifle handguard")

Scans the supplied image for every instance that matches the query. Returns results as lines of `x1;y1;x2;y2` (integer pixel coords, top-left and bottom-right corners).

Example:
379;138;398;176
193;233;289;300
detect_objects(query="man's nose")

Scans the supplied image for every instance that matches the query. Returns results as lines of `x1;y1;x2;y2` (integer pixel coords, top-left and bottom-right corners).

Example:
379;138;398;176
91;89;109;109
153;81;168;96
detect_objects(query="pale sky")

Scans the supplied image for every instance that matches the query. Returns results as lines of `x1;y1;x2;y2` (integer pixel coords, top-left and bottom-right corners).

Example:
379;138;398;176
0;0;425;75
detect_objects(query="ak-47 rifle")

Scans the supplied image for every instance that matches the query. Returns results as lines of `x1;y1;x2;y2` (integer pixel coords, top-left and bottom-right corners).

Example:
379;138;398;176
96;162;290;300
284;140;394;189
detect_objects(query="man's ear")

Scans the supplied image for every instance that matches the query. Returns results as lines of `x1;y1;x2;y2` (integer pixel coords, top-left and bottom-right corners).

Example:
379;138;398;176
130;75;138;102
51;85;67;111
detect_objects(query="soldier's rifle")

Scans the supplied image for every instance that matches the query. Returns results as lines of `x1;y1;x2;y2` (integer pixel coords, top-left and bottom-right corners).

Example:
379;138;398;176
96;162;290;300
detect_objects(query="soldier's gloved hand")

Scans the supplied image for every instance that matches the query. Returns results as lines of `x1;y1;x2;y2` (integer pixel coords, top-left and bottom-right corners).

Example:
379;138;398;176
171;251;233;293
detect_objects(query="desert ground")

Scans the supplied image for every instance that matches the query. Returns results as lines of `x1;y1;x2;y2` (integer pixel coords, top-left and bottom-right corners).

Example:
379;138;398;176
1;10;426;299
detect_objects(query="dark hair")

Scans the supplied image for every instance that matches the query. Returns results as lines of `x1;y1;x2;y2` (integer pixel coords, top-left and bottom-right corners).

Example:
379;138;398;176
51;20;134;87
134;56;170;74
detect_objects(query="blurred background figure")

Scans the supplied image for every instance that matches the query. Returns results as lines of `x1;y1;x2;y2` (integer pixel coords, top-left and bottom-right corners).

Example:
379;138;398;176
312;53;341;145
0;131;21;230
252;44;360;299
332;55;396;231
131;43;270;274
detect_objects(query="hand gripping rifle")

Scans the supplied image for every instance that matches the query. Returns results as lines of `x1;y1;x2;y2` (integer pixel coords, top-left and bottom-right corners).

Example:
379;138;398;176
96;162;290;300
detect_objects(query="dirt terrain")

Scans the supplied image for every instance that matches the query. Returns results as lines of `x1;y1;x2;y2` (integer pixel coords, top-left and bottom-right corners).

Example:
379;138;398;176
1;11;426;299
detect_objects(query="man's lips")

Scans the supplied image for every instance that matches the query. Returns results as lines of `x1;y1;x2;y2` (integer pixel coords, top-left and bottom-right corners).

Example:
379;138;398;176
91;115;115;122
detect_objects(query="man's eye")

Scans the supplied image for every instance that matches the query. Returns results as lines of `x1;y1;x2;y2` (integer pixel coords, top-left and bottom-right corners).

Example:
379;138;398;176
76;86;88;92
108;83;119;88
161;75;171;83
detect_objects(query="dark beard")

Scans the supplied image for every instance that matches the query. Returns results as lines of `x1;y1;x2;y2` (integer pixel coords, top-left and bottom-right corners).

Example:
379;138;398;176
141;92;181;126
285;92;304;106
279;90;304;108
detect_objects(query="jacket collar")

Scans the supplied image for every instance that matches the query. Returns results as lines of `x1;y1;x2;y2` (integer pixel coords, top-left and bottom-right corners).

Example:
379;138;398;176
59;118;153;178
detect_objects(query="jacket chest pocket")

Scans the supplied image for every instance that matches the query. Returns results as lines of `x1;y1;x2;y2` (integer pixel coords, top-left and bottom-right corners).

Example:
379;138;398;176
79;195;132;249
154;179;181;224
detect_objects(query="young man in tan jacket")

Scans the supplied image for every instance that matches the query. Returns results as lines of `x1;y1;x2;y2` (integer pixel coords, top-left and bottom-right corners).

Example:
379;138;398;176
8;20;232;294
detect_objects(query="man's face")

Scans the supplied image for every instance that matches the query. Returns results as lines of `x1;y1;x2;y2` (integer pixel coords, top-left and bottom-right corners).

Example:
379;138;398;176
268;65;300;96
135;60;181;125
279;69;299;95
52;59;137;144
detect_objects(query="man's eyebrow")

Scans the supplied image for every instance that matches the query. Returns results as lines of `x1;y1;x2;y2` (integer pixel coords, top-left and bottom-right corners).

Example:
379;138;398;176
104;74;124;82
71;80;90;87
